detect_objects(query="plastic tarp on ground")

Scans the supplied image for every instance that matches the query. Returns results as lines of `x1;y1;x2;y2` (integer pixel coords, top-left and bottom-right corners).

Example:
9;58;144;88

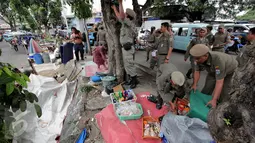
13;74;78;143
161;112;213;143
95;92;169;143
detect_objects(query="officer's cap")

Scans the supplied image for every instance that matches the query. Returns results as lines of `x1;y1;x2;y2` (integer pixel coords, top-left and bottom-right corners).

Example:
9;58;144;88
126;8;136;18
200;27;207;32
218;24;225;29
171;71;185;86
190;44;210;57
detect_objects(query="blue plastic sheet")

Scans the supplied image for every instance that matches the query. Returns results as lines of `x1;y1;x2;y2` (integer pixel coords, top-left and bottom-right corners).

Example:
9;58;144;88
76;128;87;143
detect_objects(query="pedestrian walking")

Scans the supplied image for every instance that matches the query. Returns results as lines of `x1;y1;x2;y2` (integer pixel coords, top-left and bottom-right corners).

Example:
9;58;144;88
190;44;238;108
236;27;255;68
184;27;209;79
112;0;138;88
71;27;84;61
212;24;231;52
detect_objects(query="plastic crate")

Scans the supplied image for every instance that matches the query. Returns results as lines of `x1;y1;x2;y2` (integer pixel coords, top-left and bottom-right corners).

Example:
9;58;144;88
110;90;137;104
114;102;143;121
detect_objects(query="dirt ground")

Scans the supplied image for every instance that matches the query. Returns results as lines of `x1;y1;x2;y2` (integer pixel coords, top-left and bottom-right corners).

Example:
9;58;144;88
59;63;159;143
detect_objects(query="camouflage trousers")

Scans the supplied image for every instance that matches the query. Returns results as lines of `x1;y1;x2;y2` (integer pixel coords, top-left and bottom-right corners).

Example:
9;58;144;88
201;72;234;102
122;46;137;77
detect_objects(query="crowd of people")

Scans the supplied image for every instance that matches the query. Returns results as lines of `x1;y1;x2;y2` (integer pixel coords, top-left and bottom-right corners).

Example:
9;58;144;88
111;0;255;111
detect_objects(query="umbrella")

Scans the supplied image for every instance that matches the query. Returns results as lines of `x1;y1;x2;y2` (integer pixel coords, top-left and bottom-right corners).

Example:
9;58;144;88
28;38;42;54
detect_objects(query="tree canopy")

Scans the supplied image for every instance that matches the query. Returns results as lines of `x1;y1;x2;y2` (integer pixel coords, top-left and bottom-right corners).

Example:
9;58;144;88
237;9;255;21
0;0;17;30
149;0;255;21
0;0;63;32
64;0;93;19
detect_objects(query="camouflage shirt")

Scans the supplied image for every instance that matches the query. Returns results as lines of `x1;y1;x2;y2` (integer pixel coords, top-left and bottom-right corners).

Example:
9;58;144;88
236;40;255;68
119;18;138;46
184;37;209;59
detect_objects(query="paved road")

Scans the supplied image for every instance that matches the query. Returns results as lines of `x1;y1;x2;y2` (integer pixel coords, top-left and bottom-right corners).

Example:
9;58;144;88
135;50;207;90
0;41;29;69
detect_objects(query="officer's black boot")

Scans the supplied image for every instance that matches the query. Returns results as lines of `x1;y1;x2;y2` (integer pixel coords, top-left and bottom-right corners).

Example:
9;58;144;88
130;76;138;89
126;74;132;85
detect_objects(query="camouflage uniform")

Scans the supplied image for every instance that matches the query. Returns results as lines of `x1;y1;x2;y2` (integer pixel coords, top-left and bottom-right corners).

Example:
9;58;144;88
212;32;230;52
97;28;107;46
155;31;173;77
156;63;185;103
120;17;138;77
236;40;255;68
184;37;209;78
194;51;238;102
206;31;214;46
146;32;158;69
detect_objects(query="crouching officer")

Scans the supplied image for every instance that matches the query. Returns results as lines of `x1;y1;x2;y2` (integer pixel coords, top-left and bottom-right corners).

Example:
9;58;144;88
156;63;186;110
190;44;238;108
112;0;138;88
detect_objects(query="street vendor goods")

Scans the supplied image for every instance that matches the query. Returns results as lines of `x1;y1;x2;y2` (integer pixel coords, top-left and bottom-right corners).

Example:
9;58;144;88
114;102;143;121
110;90;137;103
176;98;190;116
142;116;161;139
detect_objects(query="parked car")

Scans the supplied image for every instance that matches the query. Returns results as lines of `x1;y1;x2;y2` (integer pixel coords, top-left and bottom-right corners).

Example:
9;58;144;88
172;23;209;51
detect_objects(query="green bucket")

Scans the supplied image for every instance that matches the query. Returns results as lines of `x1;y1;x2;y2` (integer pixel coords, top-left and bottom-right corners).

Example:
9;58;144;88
101;76;116;87
187;90;212;122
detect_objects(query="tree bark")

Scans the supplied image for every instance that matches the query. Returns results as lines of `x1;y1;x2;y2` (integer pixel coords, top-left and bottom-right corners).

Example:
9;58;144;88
207;50;255;143
132;0;143;26
101;0;124;82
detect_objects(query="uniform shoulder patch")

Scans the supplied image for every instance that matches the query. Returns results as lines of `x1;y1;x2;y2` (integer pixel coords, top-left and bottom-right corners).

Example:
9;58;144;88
215;66;220;74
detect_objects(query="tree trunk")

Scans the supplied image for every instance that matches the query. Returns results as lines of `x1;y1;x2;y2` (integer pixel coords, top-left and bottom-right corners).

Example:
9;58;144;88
207;50;255;143
132;0;143;26
101;0;124;82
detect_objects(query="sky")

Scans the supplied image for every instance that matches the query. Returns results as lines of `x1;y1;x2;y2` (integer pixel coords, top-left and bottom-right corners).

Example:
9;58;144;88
92;0;146;12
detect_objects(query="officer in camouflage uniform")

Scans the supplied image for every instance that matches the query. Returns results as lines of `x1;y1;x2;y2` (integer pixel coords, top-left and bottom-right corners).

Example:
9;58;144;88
212;24;231;52
155;22;174;75
184;27;209;79
112;0;138;88
206;25;214;47
156;63;186;110
190;44;238;108
97;25;107;46
236;27;255;68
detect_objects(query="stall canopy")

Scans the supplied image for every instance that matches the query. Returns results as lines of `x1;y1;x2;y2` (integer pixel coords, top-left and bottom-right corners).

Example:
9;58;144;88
28;39;42;54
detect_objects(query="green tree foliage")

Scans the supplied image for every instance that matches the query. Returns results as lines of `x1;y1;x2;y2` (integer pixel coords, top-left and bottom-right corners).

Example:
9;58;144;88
151;0;255;21
10;0;63;32
0;62;42;142
65;0;93;19
237;9;255;20
10;0;39;31
0;0;17;31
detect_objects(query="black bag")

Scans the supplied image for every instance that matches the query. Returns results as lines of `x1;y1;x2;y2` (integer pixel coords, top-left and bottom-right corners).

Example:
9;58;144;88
123;42;133;51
